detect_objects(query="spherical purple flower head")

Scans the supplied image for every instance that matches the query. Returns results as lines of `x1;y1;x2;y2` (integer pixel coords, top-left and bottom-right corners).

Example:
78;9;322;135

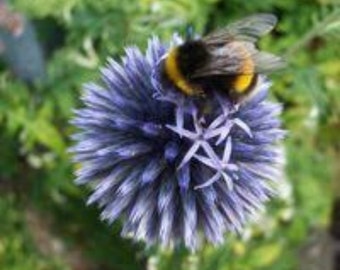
70;36;285;251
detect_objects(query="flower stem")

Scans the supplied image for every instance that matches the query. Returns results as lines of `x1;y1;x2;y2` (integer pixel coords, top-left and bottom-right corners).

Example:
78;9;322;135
285;9;340;58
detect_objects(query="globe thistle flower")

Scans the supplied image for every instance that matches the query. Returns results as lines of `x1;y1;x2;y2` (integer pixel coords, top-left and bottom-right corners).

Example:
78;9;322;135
70;36;285;251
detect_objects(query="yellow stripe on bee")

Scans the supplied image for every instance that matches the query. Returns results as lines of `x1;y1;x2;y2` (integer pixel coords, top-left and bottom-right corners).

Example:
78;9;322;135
232;44;255;94
165;48;195;96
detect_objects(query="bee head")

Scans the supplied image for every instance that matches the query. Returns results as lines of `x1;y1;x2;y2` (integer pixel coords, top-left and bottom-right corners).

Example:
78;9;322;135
177;41;209;77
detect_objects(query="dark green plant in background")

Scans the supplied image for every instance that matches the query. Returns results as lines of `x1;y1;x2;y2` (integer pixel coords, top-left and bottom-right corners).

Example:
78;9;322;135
0;0;339;269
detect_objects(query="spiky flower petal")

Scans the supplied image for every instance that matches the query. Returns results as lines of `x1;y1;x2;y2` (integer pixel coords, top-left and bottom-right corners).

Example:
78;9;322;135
70;36;285;251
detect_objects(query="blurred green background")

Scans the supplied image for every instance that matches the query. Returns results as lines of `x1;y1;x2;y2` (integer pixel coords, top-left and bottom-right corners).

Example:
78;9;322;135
0;0;339;269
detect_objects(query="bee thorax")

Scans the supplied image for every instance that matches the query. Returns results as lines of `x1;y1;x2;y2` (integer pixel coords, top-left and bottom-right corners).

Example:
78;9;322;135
176;41;209;77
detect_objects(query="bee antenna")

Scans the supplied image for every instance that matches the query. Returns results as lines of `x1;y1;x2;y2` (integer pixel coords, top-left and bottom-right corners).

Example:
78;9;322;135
185;25;195;40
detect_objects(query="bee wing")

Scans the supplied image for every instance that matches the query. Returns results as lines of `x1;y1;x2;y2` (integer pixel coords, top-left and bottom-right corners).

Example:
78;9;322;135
191;41;285;77
252;51;286;73
202;13;277;45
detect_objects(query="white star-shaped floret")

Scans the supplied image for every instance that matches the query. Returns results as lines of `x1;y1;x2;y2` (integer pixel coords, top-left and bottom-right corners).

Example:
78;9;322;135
194;137;239;189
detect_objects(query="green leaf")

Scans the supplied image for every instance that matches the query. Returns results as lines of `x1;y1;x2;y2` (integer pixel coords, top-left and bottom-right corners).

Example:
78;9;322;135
249;243;282;268
12;0;79;18
28;120;65;155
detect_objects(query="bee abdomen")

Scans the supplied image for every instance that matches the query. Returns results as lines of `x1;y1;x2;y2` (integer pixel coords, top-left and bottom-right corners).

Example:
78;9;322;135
231;43;255;94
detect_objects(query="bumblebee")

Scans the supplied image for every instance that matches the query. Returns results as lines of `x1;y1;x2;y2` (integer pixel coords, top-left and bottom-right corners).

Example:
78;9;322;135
163;14;285;103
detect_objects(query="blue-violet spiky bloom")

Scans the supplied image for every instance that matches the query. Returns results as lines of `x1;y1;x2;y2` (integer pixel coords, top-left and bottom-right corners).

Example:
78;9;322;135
70;36;285;251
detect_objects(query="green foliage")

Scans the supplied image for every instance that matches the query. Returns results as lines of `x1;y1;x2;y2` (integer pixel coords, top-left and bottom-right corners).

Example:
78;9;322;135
1;0;339;269
0;195;69;270
11;0;79;18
